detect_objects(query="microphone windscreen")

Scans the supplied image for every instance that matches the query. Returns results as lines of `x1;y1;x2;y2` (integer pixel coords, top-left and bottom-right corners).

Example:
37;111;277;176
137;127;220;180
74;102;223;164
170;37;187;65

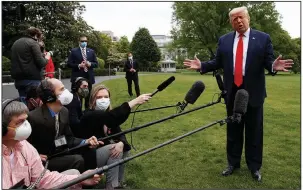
215;73;224;91
157;76;175;91
233;89;249;115
184;81;205;104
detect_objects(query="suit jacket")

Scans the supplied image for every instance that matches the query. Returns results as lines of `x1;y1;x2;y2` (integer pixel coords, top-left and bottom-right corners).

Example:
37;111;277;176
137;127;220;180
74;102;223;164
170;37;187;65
124;59;139;79
200;29;276;107
64;93;83;137
67;47;99;84
27;105;84;155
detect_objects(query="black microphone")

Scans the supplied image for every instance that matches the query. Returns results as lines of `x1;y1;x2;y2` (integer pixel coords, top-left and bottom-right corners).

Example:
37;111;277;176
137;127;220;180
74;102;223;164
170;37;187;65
215;73;224;92
52;89;248;189
232;89;249;123
179;81;205;113
151;76;175;97
215;73;227;103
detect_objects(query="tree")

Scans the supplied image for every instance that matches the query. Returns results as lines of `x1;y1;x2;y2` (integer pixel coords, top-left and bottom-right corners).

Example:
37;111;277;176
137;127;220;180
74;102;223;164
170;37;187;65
117;36;130;53
130;28;161;68
99;33;112;61
171;2;291;62
2;1;92;67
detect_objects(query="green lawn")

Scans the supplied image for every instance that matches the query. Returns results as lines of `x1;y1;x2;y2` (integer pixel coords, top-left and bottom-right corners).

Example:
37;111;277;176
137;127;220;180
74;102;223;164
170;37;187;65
97;73;300;189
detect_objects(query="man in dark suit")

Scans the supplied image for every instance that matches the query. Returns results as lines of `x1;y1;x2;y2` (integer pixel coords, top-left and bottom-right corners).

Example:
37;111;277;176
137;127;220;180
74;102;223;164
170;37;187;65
184;6;293;181
67;35;99;109
27;78;103;172
65;77;89;137
124;52;140;97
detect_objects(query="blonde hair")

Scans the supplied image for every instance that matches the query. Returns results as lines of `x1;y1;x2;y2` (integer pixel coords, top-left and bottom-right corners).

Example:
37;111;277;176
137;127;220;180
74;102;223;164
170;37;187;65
89;84;112;110
229;6;250;22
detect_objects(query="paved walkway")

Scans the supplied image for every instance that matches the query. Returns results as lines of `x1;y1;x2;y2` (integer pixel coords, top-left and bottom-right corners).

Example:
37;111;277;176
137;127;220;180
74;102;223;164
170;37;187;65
1;73;166;100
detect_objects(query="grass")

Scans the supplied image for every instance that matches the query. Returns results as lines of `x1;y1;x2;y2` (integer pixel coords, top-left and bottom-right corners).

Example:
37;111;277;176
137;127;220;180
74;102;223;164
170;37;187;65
96;72;300;189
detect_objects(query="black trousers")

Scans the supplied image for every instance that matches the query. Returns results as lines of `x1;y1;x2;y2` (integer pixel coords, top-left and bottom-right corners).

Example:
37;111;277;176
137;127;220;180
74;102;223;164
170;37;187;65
226;83;263;171
126;75;140;96
47;154;85;173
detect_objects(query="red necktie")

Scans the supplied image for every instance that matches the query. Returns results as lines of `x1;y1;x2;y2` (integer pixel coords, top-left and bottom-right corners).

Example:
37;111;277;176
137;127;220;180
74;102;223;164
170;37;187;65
234;34;243;87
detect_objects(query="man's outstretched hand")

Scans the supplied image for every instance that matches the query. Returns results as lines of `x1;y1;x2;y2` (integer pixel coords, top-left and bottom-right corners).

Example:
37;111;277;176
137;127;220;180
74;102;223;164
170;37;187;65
273;55;294;72
183;56;201;70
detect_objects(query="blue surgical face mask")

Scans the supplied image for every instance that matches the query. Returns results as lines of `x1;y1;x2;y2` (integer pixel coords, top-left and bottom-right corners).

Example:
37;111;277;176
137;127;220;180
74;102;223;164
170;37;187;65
80;42;87;48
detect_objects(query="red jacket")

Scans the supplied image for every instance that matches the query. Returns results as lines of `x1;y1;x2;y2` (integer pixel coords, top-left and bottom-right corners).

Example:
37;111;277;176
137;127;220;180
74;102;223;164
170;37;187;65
45;52;55;78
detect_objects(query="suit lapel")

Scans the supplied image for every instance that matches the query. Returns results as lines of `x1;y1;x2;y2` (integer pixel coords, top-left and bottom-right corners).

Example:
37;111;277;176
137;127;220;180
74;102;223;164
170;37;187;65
228;32;236;72
42;105;55;125
245;29;256;73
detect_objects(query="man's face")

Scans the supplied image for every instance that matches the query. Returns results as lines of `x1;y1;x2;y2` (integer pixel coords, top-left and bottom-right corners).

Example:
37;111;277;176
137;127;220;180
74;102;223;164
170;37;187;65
80;81;89;89
230;11;250;34
51;79;66;107
3;113;28;141
79;37;88;47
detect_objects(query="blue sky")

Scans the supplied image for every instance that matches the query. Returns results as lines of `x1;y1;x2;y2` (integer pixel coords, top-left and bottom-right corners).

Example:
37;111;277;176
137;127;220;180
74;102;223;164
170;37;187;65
81;2;301;41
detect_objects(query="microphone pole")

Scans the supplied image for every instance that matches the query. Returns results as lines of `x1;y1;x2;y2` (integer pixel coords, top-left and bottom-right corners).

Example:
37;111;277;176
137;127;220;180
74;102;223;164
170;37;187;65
130;102;181;113
47;97;222;160
52;116;233;189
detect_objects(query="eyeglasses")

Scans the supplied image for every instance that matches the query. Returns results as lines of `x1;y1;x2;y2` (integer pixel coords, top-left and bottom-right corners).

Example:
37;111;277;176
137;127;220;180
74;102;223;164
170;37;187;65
80;40;87;42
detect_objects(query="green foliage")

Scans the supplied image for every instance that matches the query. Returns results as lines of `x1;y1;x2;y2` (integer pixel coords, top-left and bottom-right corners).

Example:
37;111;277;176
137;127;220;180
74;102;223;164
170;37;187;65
171;2;300;73
97;57;105;69
130;28;161;67
117;36;130;53
106;53;127;68
2;56;11;71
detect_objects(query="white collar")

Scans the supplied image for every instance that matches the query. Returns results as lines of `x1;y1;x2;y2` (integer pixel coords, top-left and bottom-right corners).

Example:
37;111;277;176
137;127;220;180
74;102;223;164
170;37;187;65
235;28;250;38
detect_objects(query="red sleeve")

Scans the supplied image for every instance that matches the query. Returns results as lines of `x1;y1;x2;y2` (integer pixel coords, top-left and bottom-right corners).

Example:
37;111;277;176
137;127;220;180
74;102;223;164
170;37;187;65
46;57;55;78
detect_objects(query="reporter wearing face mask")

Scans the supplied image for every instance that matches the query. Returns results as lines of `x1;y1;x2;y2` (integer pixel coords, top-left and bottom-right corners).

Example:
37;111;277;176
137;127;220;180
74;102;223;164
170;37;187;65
64;77;90;137
25;85;43;111
77;85;151;189
27;78;104;173
2;100;102;189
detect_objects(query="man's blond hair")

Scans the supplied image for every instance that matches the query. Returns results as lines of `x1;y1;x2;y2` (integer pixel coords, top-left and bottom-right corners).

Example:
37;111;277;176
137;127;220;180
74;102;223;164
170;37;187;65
229;6;250;22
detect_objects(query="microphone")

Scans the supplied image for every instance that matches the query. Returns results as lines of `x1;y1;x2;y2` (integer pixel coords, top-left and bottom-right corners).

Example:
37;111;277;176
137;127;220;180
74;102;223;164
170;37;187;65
232;89;249;123
179;81;205;113
49;51;54;56
52;90;249;189
151;76;175;97
215;73;224;92
215;73;227;103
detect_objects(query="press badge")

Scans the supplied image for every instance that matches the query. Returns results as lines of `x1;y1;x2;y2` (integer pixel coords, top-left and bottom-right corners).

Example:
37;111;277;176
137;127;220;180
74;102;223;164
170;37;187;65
54;135;67;147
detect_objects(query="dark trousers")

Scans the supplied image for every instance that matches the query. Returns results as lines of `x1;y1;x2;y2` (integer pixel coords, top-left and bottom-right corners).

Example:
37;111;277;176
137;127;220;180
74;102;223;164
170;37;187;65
226;83;263;171
47;154;85;173
14;80;41;103
126;75;140;97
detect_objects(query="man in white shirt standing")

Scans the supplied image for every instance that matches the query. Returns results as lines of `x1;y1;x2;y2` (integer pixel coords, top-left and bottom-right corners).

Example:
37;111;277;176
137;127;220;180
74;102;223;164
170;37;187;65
184;6;293;182
67;35;99;109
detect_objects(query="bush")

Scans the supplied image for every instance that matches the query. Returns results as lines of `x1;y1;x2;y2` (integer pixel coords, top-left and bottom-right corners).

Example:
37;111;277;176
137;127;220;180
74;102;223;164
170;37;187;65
94;68;116;76
97;57;105;69
2;56;11;71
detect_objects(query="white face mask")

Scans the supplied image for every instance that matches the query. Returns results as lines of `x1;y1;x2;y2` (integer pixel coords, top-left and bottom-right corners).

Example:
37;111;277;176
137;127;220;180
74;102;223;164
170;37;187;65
128;56;133;60
58;89;73;105
95;98;110;111
9;120;32;141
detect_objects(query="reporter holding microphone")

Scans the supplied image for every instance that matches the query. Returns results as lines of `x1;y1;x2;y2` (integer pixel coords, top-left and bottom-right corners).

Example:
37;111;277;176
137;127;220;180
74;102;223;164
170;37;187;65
77;85;151;189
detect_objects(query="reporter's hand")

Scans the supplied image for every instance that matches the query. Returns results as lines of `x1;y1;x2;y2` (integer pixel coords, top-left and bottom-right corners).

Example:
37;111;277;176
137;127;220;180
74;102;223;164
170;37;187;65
80;170;103;186
85;136;104;149
45;52;51;60
39;154;47;162
128;93;152;108
110;142;124;158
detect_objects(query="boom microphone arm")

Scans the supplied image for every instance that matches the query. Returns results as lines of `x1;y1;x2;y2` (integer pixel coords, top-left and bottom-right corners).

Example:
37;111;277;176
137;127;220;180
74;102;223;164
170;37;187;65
130;102;182;113
48;98;221;160
52;116;232;189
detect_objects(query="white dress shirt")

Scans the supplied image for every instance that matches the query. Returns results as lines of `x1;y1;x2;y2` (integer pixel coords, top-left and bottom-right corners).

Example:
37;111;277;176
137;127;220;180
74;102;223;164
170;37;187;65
233;28;250;76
